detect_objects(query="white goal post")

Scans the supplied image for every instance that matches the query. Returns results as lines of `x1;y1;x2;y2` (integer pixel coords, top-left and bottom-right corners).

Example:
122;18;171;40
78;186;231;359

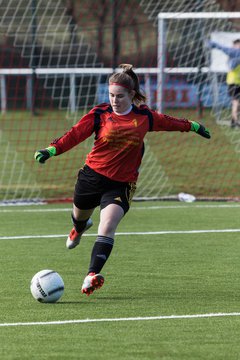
157;12;240;113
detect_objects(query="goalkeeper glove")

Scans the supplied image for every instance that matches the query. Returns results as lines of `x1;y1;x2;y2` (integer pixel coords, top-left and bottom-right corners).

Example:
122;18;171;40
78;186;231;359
34;146;56;164
190;121;211;139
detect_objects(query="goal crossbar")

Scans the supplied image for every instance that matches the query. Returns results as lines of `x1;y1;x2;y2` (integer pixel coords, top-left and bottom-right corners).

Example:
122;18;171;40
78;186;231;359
158;12;240;19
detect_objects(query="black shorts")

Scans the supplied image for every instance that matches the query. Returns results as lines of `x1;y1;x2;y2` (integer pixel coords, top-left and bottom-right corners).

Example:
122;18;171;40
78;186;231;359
228;85;240;100
73;165;136;214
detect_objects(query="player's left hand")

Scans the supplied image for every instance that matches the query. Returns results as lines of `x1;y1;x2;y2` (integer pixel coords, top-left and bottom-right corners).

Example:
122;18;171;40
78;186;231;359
190;121;211;139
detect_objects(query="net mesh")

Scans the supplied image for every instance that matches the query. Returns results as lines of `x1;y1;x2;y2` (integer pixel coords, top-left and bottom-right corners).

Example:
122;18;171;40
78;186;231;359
0;0;240;203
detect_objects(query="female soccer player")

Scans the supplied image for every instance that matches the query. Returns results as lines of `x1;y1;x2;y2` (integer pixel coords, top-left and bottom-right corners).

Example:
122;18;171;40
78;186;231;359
35;64;211;296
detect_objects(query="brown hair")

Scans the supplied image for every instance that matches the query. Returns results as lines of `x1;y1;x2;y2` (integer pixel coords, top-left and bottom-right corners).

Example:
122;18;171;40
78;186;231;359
233;39;240;45
109;64;146;105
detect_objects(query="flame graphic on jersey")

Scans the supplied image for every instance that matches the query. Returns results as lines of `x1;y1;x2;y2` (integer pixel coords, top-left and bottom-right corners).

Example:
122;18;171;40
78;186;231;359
132;119;138;127
102;129;140;150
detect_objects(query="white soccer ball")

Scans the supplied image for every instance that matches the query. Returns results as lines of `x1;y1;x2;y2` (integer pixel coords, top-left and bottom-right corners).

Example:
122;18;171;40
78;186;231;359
30;269;64;303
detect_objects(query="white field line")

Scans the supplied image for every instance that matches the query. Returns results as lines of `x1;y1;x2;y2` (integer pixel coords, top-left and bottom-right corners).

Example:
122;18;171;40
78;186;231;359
1;229;240;240
1;312;240;327
1;204;240;212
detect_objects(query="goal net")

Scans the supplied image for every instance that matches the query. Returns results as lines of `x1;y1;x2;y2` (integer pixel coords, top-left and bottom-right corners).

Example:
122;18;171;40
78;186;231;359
0;0;240;203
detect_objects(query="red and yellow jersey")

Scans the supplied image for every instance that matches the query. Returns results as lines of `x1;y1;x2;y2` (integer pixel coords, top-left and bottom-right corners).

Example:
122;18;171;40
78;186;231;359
50;103;191;182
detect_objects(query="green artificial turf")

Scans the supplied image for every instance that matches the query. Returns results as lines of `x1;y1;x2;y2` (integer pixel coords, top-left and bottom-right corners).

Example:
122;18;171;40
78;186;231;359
1;201;240;359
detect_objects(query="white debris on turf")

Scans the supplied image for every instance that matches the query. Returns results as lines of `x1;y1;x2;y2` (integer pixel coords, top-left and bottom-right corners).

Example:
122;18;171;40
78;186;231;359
178;192;196;203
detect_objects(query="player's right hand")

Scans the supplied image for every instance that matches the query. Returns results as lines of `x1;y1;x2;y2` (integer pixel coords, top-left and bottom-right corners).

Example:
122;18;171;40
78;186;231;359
34;146;56;164
34;149;51;163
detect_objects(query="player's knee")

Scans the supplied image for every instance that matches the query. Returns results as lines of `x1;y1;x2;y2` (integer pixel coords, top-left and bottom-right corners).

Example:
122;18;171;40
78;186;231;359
98;219;116;237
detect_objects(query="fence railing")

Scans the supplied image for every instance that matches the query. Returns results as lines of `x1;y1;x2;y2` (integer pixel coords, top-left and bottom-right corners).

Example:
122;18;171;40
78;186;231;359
0;66;225;114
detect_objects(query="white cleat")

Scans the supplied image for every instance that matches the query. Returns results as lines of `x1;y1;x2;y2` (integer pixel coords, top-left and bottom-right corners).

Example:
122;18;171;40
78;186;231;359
66;218;93;249
81;272;104;296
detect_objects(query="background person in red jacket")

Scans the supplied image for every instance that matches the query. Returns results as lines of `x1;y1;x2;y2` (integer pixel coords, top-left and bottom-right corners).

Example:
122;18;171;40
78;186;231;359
34;64;210;296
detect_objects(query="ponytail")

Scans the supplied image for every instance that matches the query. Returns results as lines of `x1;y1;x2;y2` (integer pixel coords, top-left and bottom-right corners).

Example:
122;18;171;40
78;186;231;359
109;64;146;105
